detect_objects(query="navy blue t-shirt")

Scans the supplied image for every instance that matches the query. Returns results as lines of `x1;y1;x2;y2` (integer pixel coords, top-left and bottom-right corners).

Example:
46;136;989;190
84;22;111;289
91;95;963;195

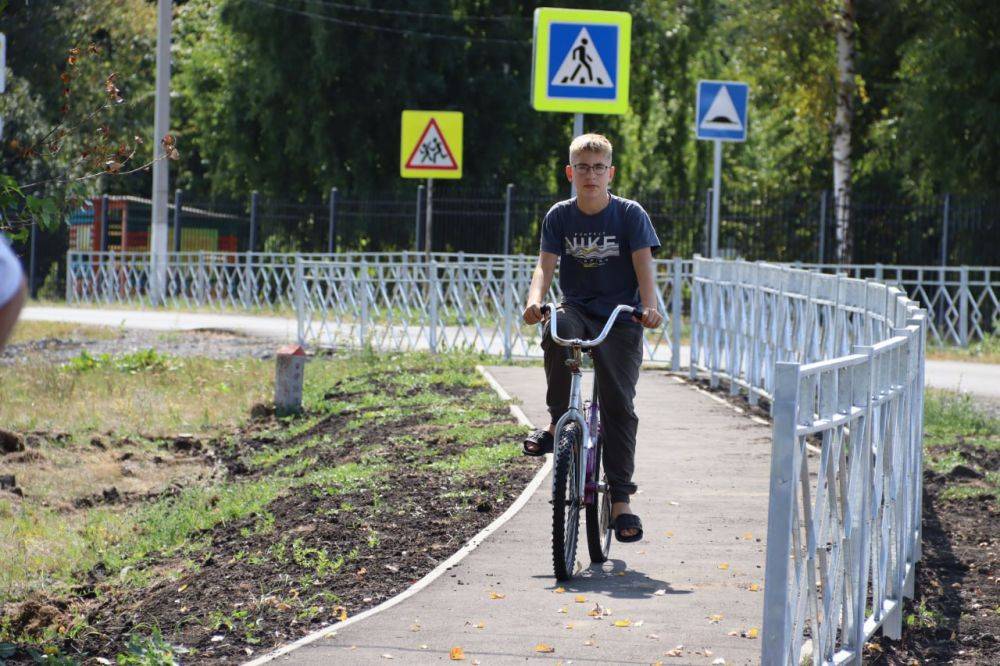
540;194;660;323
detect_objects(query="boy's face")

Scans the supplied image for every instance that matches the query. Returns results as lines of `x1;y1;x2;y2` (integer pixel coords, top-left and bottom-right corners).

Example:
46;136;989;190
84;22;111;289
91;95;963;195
565;150;615;196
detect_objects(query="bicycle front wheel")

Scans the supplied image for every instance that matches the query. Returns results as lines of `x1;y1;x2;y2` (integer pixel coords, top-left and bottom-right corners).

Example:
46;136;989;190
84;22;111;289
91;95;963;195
552;424;581;581
585;435;612;563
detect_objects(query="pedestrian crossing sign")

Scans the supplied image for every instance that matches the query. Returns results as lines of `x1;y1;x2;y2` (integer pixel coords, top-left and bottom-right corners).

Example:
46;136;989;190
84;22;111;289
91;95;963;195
696;80;750;142
400;110;463;179
531;8;631;115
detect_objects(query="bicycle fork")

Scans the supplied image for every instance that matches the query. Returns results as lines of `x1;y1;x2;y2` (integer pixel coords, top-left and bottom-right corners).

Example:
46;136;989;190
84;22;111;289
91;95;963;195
552;348;592;504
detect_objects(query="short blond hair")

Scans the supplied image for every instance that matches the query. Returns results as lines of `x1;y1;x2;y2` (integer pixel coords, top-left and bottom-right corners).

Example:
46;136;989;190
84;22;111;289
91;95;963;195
569;133;613;163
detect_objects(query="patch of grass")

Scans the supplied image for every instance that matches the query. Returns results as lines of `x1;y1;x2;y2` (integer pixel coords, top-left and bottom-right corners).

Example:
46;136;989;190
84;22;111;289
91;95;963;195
924;389;1000;508
927;334;1000;364
905;598;945;630
924;390;1000;446
65;348;176;374
430;439;523;474
7;320;124;344
0;356;272;438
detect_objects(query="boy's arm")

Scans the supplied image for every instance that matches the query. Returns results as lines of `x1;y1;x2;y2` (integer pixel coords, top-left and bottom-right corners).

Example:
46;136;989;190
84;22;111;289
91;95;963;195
631;247;663;328
523;252;558;324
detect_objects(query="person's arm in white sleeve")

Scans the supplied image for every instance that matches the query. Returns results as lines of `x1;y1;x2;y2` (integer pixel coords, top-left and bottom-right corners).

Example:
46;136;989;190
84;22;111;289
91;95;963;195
0;234;27;349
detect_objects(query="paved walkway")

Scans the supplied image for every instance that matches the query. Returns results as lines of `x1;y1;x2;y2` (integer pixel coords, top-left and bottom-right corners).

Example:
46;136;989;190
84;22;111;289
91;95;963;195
925;359;1000;400
278;367;772;665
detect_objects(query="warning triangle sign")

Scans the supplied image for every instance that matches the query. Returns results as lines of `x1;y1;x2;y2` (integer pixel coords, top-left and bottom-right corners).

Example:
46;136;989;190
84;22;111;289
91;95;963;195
405;118;458;170
550;27;613;88
699;85;743;131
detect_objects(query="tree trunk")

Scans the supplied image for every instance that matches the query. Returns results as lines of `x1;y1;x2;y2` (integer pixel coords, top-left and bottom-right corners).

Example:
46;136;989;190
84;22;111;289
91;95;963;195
832;0;856;263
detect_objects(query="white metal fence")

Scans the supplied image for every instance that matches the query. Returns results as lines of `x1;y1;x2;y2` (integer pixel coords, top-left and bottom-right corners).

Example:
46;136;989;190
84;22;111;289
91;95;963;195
66;251;995;348
690;257;927;665
294;255;687;364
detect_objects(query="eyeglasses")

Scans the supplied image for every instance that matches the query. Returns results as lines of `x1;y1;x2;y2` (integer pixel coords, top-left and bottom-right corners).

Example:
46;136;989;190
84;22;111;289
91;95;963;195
571;163;610;175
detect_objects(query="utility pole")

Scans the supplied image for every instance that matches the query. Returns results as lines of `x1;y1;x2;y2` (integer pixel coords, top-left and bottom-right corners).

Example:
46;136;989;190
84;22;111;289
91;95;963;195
150;0;172;304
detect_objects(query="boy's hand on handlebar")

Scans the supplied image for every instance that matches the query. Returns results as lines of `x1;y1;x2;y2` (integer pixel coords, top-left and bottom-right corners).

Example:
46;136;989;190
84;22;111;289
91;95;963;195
523;303;545;325
636;307;663;329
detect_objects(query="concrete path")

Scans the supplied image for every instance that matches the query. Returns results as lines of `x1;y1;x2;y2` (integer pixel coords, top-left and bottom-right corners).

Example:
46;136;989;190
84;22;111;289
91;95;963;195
20;306;299;340
925;359;1000;400
279;367;772;665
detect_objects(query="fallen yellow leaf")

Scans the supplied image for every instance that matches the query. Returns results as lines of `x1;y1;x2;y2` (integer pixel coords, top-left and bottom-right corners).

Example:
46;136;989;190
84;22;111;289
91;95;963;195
450;646;466;660
554;587;566;594
489;592;505;600
708;614;724;623
535;643;555;653
613;619;632;628
338;607;348;622
410;623;421;632
742;532;753;540
747;627;760;639
665;531;674;538
749;583;761;592
177;584;187;593
718;563;730;570
665;645;684;657
575;595;587;603
558;606;568;614
475;622;485;630
565;623;574;630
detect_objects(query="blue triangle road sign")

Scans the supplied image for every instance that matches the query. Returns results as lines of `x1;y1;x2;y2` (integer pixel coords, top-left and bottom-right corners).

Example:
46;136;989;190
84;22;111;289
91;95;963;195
696;80;750;142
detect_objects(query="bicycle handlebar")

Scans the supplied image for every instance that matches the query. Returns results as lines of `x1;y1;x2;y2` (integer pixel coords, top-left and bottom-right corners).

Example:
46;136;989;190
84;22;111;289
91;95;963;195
540;303;644;348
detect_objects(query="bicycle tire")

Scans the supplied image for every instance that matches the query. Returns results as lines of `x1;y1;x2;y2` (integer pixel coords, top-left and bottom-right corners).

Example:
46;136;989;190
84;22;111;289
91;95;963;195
585;436;612;563
551;424;581;581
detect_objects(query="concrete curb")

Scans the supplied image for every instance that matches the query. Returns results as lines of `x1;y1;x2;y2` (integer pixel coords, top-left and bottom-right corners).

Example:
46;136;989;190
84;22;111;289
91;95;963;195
242;366;551;665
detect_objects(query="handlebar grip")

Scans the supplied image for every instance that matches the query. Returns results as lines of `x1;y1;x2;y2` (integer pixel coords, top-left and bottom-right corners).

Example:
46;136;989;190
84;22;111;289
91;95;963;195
632;305;644;321
540;304;551;315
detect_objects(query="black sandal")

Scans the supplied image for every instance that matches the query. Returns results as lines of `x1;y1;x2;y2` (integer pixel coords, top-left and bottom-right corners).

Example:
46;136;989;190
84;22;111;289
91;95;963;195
612;513;644;543
522;429;554;457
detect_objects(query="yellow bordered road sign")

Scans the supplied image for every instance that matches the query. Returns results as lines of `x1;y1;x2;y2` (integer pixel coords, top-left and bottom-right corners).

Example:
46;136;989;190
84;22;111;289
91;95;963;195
400;110;463;179
531;7;631;115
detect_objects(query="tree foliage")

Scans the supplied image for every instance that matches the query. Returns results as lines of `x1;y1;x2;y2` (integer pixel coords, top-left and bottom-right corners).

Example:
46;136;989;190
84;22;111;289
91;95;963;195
4;0;999;214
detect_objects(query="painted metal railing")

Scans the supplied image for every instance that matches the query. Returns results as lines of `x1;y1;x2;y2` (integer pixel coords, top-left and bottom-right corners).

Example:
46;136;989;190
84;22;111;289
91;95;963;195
66;251;994;347
690;257;926;665
294;255;689;364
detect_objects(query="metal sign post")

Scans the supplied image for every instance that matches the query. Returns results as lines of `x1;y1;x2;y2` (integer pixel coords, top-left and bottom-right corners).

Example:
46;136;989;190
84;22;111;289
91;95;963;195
424;178;434;258
150;0;172;304
695;80;749;258
570;112;584;198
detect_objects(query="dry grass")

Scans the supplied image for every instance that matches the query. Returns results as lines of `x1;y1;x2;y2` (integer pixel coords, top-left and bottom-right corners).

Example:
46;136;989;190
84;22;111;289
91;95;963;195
8;320;124;345
3;444;206;508
926;334;1000;364
0;355;272;439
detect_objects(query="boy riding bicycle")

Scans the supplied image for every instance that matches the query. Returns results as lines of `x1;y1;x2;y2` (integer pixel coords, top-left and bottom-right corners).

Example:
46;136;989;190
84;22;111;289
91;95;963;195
522;133;662;543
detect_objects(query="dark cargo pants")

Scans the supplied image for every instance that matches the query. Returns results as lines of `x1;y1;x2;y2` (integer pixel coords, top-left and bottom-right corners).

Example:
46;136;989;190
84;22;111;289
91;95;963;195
541;303;643;504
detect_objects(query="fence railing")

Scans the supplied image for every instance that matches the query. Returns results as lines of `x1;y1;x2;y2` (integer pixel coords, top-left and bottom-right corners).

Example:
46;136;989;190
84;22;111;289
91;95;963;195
66;251;995;348
294;255;688;364
690;257;926;664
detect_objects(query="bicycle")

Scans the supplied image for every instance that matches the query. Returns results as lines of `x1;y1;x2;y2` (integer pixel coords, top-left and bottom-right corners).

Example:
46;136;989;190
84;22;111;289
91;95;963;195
540;302;643;581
